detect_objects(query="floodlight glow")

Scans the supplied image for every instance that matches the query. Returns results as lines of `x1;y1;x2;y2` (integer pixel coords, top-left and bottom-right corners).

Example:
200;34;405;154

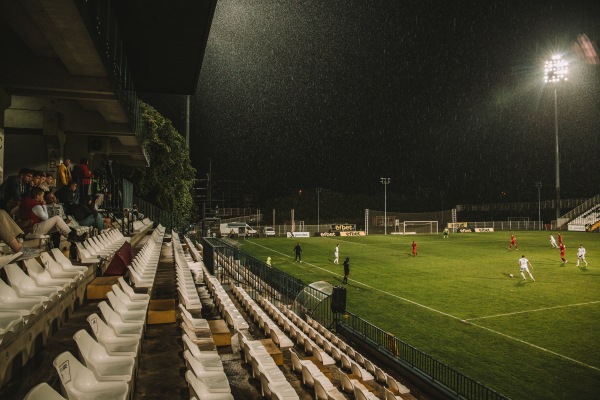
544;55;569;83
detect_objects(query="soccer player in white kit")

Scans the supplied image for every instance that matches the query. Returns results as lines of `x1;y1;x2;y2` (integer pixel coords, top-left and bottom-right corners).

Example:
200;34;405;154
576;245;588;267
334;244;339;264
518;255;535;281
550;235;558;248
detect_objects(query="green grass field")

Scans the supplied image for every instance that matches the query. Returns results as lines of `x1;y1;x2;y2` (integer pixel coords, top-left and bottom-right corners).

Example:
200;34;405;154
235;231;600;400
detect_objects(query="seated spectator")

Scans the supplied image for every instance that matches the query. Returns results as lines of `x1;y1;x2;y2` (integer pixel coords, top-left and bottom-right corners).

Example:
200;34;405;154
0;168;33;211
131;203;144;221
0;209;41;258
55;180;79;206
69;195;104;231
46;174;55;192
18;187;86;242
39;172;50;192
31;170;44;189
44;191;70;221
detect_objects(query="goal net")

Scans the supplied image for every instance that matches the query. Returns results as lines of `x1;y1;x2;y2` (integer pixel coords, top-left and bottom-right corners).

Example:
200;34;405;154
403;221;438;234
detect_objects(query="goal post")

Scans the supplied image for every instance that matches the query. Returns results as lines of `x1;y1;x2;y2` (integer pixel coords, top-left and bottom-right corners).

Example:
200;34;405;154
403;221;438;234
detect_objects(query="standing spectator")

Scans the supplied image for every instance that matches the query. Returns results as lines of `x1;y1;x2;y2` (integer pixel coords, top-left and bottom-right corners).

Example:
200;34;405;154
550;235;558;248
576;245;588;267
412;241;418;257
294;242;302;262
0;168;33;211
334;244;339;264
18;187;85;242
73;158;94;198
559;243;568;264
0;209;41;259
517;254;535;281
57;158;72;189
343;257;350;284
508;234;518;250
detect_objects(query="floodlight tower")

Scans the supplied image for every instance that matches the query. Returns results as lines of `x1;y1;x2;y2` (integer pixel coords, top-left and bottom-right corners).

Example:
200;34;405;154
316;187;321;232
544;54;568;222
535;181;542;230
380;178;391;235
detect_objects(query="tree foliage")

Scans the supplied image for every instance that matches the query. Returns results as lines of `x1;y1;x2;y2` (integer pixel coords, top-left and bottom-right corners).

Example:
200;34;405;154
133;102;196;228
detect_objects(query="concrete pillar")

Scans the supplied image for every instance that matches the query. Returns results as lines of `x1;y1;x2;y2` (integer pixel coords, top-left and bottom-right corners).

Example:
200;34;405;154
0;88;12;184
43;110;63;179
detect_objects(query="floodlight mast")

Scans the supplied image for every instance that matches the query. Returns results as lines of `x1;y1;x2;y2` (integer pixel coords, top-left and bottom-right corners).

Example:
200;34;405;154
544;54;568;223
380;178;391;235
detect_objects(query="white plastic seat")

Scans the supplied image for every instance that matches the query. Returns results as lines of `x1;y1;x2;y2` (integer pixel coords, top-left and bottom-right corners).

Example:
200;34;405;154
374;366;387;383
364;358;376;375
354;385;379;400
111;285;148;311
183;345;224;372
75;243;102;264
106;291;147;322
340;372;359;393
22;258;74;291
4;263;61;300
0;311;23;344
182;333;221;362
179;303;209;331
73;329;135;382
87;313;140;355
0;278;46;317
53;351;129;400
185;370;234;400
117;277;150;301
351;360;374;381
98;301;144;337
184;350;230;391
314;377;345;400
385;387;404;400
50;248;90;273
23;382;66;400
386;374;410;395
40;252;84;281
268;381;300;400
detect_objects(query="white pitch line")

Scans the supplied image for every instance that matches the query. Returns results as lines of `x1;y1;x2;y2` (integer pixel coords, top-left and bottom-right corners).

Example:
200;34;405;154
244;240;600;372
467;321;600;372
465;300;600;321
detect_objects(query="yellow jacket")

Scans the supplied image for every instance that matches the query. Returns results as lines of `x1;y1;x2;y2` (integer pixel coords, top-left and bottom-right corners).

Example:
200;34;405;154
57;163;71;188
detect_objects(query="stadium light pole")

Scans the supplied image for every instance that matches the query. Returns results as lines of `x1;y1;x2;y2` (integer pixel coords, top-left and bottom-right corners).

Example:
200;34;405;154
316;187;321;232
535;181;542;230
380;178;391;235
544;54;568;223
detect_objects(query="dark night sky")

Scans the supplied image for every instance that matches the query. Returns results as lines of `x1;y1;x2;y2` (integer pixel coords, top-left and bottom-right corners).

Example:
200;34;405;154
146;0;600;210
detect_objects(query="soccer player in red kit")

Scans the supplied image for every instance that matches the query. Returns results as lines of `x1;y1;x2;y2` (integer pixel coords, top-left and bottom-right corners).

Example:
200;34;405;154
508;234;518;250
558;232;563;246
559;243;567;264
412;241;417;257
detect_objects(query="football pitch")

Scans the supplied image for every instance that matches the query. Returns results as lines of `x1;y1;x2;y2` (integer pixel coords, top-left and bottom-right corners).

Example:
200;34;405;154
236;231;600;400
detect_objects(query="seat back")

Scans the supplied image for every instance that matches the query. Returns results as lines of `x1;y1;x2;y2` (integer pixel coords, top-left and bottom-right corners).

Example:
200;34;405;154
289;348;302;373
313;378;329;400
340;372;355;393
340;353;352;371
385;387;398;400
5;263;54;298
353;386;369;400
23;382;66;400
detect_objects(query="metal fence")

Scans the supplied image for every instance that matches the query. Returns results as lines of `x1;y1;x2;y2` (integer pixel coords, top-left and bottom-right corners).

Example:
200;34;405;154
200;237;509;400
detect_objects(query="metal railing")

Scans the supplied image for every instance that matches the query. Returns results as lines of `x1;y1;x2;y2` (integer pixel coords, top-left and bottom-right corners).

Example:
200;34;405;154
201;237;509;400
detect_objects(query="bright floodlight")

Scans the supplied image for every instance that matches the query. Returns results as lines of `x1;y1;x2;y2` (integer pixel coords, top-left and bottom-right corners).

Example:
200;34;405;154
544;55;569;83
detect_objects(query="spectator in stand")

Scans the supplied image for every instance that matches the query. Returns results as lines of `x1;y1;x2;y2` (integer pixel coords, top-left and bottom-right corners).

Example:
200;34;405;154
0;209;41;259
18;187;86;242
0;168;33;211
39;172;50;192
69;195;105;231
44;191;70;222
46;174;55;192
57;158;72;189
30;170;44;189
72;157;94;198
55;180;79;207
